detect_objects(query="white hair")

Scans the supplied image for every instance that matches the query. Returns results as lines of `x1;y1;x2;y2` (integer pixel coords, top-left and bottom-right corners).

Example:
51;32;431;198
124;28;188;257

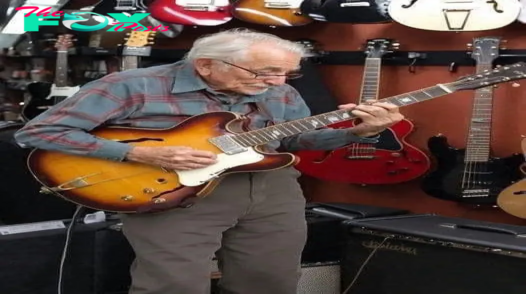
183;28;311;62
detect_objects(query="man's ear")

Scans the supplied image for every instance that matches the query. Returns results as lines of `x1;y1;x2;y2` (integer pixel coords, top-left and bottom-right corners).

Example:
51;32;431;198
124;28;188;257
193;58;214;75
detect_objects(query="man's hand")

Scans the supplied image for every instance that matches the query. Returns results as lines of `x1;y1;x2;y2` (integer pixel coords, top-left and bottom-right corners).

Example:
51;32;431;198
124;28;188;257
338;100;404;137
125;146;217;170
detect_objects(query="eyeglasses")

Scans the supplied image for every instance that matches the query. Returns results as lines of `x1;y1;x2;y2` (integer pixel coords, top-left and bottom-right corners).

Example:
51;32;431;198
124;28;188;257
220;61;303;80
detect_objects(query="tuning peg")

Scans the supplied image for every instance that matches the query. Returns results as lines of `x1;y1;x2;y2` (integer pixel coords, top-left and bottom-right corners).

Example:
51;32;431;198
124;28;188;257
467;43;472;48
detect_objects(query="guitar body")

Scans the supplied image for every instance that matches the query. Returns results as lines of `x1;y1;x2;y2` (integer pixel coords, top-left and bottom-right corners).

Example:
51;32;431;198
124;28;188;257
148;0;233;26
421;135;524;205
300;0;392;23
27;112;296;214
294;119;430;184
231;0;313;26
91;0;143;14
497;179;526;219
22;83;80;121
388;0;521;31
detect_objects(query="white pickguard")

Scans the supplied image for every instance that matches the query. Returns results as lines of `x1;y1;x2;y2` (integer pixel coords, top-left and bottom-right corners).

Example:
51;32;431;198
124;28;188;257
46;84;81;101
176;147;264;187
518;0;526;23
388;0;522;31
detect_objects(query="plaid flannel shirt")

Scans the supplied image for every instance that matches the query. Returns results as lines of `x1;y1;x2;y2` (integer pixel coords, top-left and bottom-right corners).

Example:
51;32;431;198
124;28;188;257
14;61;377;161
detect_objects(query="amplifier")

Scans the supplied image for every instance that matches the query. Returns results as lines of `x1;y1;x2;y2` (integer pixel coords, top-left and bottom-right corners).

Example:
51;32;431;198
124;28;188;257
303;202;408;263
298;261;340;294
0;220;112;294
341;214;526;294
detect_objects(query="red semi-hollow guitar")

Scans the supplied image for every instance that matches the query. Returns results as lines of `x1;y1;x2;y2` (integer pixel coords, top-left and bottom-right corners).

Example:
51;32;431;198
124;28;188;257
147;0;233;26
294;39;431;184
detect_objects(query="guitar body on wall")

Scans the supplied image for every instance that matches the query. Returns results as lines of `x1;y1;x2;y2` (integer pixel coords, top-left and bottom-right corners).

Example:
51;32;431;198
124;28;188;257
388;0;522;31
148;0;233;26
496;138;526;219
300;0;392;23
421;37;524;205
22;35;80;121
294;39;430;185
25;61;526;213
231;0;313;26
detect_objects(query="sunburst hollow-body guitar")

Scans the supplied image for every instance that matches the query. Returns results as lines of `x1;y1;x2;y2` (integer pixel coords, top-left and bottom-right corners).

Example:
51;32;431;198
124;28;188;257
231;0;313;26
26;62;526;214
294;39;430;184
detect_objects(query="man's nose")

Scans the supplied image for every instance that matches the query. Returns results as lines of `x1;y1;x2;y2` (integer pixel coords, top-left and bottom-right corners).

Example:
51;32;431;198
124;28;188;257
262;75;287;86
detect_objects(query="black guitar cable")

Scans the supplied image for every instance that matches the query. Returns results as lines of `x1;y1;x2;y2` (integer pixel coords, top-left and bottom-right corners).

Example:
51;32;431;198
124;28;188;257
57;205;85;294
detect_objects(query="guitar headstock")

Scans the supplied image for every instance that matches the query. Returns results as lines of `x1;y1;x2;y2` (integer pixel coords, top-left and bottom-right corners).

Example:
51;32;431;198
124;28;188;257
124;31;157;48
467;37;503;64
295;39;324;58
363;38;399;58
450;62;526;91
55;34;75;51
122;31;157;56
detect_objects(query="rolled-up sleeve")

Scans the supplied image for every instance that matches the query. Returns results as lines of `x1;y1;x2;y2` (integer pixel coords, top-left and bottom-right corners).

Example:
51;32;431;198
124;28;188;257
14;78;138;161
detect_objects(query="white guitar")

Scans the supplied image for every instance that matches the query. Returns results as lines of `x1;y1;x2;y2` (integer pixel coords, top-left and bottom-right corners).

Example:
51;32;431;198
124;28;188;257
388;0;522;31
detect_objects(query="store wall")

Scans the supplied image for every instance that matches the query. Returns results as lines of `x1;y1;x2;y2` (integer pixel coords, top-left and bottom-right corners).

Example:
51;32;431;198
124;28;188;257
67;1;526;225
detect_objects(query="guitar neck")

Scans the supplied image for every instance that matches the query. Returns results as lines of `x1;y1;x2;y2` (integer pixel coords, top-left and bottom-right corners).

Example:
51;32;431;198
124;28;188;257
233;84;453;146
465;62;494;162
121;55;139;71
54;50;69;87
359;57;381;103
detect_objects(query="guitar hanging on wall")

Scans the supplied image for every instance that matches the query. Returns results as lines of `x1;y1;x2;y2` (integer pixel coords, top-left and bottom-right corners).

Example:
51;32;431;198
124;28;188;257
294;39;431;184
497;137;526;219
300;0;392;23
25;62;526;213
421;37;524;205
120;31;157;71
387;0;522;31
147;0;233;26
231;0;313;26
21;34;80;121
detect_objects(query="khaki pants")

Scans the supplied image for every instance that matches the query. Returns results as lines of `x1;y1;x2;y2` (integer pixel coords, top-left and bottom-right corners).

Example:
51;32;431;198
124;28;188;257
120;167;308;294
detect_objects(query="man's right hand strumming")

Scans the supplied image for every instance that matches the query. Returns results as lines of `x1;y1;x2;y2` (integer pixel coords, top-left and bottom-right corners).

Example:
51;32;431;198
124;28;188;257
125;146;218;170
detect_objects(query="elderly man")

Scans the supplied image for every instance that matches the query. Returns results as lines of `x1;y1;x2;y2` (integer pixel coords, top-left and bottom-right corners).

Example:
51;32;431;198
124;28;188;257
15;29;403;294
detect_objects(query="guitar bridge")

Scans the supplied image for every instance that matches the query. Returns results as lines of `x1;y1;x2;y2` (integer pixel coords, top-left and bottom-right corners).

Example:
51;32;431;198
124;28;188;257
265;2;292;8
346;155;376;160
183;6;210;11
462;188;490;198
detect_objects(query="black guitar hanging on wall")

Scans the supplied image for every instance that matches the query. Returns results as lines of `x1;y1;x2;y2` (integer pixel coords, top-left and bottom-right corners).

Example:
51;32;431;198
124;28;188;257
300;0;392;23
420;37;524;205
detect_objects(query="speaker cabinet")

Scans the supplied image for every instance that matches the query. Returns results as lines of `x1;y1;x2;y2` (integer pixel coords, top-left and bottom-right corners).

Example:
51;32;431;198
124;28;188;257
298;261;340;294
341;214;526;294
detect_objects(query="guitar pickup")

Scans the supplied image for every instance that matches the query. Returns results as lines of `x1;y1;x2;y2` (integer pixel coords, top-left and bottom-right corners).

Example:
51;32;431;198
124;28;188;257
264;2;292;8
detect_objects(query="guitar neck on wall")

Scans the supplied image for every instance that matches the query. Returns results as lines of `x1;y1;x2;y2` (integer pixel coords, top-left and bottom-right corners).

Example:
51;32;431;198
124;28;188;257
421;37;524;205
387;0;522;31
21;34;80;121
294;39;431;185
147;0;233;26
120;31;157;71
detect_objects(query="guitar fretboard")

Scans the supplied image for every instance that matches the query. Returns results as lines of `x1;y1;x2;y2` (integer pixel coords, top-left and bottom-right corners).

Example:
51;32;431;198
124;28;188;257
465;63;494;162
121;55;139;71
360;58;381;103
230;85;451;147
54;50;68;87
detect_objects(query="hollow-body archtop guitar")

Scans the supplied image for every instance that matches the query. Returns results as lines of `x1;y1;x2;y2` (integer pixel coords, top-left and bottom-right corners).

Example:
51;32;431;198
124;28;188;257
294;39;431;184
27;63;526;214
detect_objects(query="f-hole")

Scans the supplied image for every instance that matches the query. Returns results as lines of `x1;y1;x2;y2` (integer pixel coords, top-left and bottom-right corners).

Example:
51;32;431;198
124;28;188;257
401;0;419;8
486;0;503;13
